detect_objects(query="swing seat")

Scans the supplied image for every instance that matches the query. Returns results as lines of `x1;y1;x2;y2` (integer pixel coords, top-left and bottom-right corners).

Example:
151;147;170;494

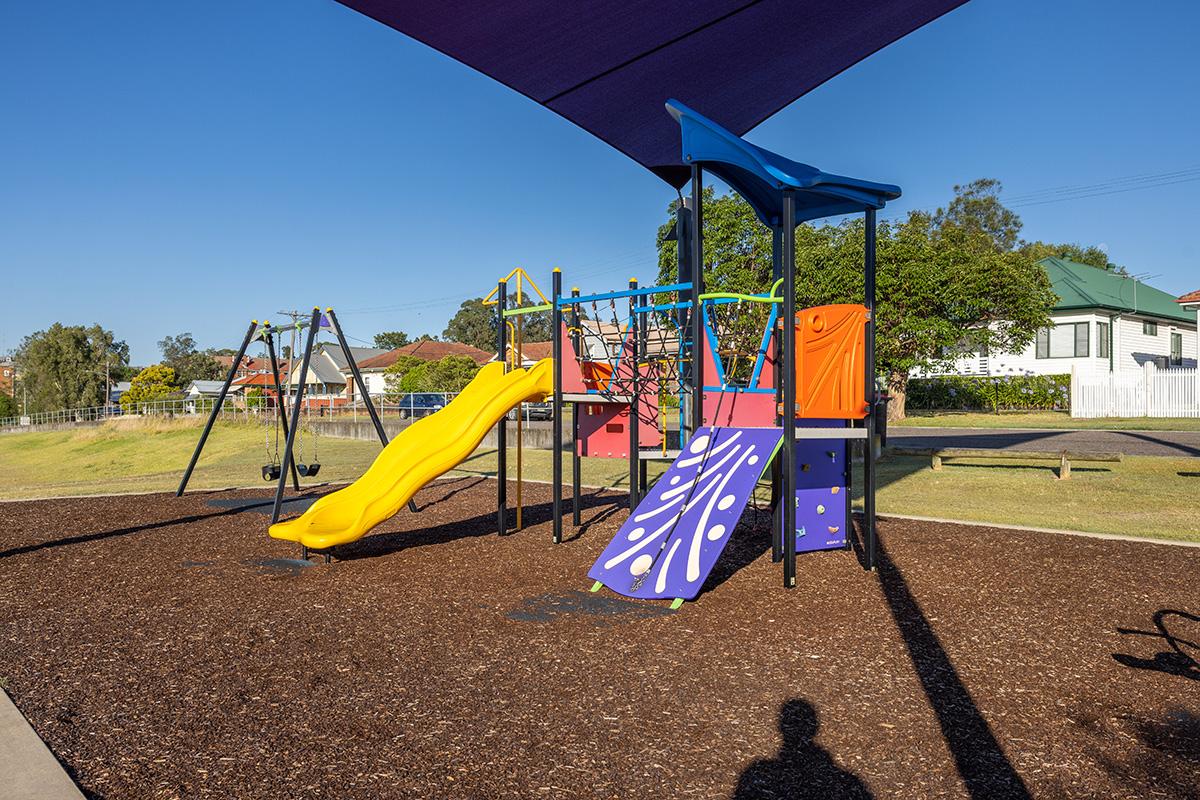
299;462;321;477
262;464;282;481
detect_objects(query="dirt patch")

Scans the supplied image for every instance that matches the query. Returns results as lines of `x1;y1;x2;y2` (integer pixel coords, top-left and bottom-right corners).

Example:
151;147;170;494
0;478;1196;799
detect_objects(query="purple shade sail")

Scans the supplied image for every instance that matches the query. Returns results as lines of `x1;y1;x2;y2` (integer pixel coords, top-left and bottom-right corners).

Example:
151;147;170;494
334;1;969;186
589;426;782;600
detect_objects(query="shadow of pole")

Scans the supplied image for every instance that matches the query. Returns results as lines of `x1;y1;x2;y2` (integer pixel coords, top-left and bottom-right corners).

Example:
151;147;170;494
873;536;1032;799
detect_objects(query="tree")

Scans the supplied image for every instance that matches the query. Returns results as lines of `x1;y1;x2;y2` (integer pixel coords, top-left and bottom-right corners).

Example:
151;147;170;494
373;331;411;350
0;393;17;419
1017;240;1124;273
382;355;429;399
424;355;481;392
120;365;177;408
443;298;496;352
442;297;551;353
158;333;222;387
655;180;1056;419
14;323;129;412
933;178;1022;253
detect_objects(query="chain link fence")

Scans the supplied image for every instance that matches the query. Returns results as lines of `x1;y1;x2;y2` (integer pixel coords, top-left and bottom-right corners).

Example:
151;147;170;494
0;392;554;429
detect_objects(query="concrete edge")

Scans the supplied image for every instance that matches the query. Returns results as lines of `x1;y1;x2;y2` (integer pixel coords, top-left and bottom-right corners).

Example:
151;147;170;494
0;688;86;799
891;424;1200;435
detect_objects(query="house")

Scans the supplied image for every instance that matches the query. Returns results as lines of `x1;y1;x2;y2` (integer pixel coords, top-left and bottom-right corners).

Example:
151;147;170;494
927;257;1197;378
357;341;492;397
212;354;276;379
277;343;388;405
185;380;227;400
496;340;553;368
1178;289;1200;364
0;356;14;398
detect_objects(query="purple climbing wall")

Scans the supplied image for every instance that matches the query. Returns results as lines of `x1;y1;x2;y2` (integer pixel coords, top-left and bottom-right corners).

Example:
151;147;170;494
588;426;782;601
791;421;850;553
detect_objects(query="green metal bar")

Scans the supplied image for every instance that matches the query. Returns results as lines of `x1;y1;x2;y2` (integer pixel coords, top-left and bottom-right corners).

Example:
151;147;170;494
697;291;781;304
501;303;553;317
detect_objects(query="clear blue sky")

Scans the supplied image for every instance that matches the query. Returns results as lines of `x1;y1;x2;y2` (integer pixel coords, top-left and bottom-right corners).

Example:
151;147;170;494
2;0;1197;364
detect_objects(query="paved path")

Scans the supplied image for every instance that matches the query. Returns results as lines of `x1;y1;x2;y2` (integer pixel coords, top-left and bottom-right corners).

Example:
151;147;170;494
888;426;1200;458
0;689;85;799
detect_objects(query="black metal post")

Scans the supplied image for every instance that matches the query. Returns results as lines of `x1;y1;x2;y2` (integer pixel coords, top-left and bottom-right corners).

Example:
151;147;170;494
496;281;508;536
326;307;386;447
176;320;257;496
271;308;320;525
264;327;301;491
570;287;582;526
770;225;783;562
689;165;704;437
782;192;798;588
864;208;878;571
552;269;563;544
628;277;639;509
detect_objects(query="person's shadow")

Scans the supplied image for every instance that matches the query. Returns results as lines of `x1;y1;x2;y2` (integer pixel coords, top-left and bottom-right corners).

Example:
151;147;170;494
734;699;873;799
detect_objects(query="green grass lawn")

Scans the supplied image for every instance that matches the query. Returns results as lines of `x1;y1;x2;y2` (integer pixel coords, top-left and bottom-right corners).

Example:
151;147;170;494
894;410;1200;431
2;418;1198;542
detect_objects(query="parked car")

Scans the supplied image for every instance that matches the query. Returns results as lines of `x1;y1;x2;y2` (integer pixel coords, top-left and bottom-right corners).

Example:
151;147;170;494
396;393;447;419
506;401;553;421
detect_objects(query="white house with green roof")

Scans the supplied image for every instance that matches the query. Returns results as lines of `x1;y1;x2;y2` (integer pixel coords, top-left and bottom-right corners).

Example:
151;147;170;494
925;257;1196;378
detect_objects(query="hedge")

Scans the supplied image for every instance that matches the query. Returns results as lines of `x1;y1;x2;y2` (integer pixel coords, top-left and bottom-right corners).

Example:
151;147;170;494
906;374;1070;412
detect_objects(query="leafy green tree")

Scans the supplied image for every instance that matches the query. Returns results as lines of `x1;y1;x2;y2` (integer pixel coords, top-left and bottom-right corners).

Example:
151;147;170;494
120;365;177;408
443;298;550;353
244;386;265;409
655;180;1056;418
1017;240;1123;273
424;355;481;392
442;298;496;352
14;323;129;412
933;178;1022;253
373;331;411;350
0;393;18;419
382;355;429;399
158;333;221;387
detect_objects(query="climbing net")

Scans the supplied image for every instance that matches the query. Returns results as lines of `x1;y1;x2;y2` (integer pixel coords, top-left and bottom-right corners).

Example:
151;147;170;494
700;292;779;389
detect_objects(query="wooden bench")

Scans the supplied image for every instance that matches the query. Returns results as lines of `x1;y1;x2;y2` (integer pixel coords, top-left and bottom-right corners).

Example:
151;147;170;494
886;447;1123;479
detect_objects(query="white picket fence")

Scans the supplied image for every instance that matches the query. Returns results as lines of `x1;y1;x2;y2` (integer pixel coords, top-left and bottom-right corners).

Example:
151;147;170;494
1071;363;1200;418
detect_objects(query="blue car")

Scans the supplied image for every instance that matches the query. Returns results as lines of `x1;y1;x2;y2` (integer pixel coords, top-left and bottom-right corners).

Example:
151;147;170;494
396;393;446;419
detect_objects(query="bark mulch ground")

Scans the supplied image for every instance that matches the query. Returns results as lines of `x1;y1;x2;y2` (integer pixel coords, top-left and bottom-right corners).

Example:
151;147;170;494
0;478;1197;799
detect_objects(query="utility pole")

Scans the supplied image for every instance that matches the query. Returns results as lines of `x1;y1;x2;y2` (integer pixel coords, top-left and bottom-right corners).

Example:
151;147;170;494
276;309;305;387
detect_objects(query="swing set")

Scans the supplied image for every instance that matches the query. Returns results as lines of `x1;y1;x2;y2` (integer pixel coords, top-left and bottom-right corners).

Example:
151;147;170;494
176;306;400;527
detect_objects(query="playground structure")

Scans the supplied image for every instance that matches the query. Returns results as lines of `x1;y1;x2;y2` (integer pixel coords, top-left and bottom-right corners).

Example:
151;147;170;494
181;101;898;606
494;100;898;604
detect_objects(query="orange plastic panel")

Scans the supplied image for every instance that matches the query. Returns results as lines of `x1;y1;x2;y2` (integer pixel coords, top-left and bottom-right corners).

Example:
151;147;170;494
794;304;869;419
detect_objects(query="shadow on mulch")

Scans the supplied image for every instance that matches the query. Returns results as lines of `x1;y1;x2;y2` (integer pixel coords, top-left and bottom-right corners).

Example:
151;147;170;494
507;590;675;626
872;533;1033;800
734;698;873;799
326;478;630;561
1113;609;1200;682
205;495;322;516
0;501;286;561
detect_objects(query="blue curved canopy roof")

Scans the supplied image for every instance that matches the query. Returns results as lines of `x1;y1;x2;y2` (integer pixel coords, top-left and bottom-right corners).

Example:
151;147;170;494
335;1;968;187
667;100;901;225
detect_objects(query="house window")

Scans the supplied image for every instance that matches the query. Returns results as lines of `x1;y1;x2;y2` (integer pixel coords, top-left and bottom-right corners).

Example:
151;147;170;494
1036;322;1089;358
1097;322;1110;360
1171;332;1183;366
1143;320;1158;336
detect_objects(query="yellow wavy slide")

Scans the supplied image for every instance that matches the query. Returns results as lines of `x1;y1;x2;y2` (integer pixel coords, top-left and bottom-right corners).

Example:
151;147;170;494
269;359;554;550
